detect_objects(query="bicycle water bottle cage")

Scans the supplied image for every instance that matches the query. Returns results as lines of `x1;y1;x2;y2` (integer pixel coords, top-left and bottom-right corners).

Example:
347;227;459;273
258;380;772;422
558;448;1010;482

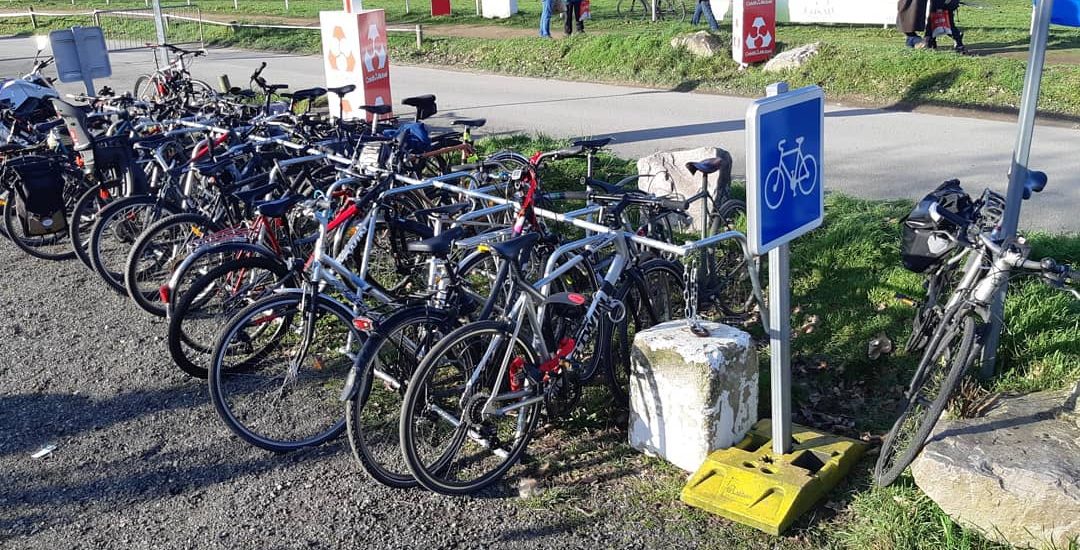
1020;167;1048;200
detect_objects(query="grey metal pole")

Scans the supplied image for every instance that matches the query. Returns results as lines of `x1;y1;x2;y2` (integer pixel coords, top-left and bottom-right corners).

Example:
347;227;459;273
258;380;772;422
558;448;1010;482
981;0;1054;377
151;0;169;66
768;244;792;455
765;80;792;456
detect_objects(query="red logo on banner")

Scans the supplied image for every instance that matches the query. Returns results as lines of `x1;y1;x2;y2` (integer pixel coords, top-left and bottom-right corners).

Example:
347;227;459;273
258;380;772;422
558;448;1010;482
358;10;391;115
733;0;776;65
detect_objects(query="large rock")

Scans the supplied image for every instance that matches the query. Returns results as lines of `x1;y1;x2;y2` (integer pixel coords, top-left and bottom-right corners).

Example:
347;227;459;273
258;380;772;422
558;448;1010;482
911;382;1080;549
629;320;758;473
763;42;821;73
636;147;732;232
670;31;725;58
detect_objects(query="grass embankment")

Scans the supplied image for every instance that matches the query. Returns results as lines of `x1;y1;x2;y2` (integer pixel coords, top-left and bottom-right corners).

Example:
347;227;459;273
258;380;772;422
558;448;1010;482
9;0;1080;116
477;135;1079;548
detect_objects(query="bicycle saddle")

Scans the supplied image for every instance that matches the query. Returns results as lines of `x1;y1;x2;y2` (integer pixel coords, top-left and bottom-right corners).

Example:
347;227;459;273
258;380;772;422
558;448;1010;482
406;226;465;258
572;137;613;150
360;104;394;116
685;157;727;176
489;232;541;263
254;194;304;219
402;94;437;120
327;84;356;97
450;118;486;128
413;202;471;220
285;87;326;101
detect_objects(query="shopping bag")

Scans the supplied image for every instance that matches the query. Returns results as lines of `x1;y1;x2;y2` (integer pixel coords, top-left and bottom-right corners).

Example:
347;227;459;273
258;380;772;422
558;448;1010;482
580;0;592;20
554;0;566;14
929;10;952;37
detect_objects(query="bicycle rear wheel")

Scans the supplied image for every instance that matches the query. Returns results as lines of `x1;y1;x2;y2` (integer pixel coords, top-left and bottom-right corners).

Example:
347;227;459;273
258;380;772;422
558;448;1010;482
400;321;541;495
874;313;978;486
89;196;175;294
345;306;458;488
209;291;362;452
70;182;121;269
708;199;755;317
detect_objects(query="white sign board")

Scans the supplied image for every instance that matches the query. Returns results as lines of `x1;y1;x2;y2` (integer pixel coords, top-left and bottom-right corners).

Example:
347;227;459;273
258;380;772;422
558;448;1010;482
49;27;111;84
712;0;895;25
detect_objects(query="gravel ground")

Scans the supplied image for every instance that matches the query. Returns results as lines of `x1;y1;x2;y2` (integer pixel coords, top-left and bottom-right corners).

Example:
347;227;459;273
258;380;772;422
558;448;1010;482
0;243;728;550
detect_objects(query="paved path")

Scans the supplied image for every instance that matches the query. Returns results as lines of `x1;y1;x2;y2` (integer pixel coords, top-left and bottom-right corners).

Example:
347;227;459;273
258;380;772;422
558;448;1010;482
2;37;1077;232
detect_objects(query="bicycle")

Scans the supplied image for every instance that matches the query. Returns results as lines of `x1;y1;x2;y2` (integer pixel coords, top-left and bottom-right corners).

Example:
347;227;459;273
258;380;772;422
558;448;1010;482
617;0;687;21
763;137;818;210
134;43;216;107
874;191;1079;487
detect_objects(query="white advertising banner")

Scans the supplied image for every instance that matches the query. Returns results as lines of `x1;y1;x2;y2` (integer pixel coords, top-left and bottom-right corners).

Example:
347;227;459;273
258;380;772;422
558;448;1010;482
713;0;895;25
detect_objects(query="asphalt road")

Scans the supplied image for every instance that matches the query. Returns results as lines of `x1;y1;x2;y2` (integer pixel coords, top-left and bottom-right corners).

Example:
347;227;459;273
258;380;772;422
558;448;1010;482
1;37;1077;232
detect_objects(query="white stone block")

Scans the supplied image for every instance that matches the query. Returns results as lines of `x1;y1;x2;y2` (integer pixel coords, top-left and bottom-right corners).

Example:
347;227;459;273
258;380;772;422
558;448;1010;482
629;320;757;473
636;148;732;232
481;0;517;18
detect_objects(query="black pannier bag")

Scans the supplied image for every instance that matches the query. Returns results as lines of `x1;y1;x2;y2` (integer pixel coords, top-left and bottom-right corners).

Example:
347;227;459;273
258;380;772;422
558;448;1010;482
900;179;973;273
7;156;67;236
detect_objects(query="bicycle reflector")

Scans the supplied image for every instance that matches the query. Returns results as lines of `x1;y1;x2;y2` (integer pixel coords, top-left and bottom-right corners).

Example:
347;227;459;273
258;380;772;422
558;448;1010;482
352;316;374;332
476;244;492;253
158;285;170;304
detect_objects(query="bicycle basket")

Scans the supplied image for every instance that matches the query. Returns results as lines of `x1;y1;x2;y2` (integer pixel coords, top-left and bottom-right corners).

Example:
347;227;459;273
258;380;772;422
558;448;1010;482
900;179;973;273
6;156;67;236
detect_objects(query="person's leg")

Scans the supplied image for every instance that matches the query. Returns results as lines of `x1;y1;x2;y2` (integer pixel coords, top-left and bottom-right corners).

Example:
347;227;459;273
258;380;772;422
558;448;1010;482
701;0;719;30
691;1;703;25
950;9;965;50
577;6;585;32
565;3;579;34
540;0;553;36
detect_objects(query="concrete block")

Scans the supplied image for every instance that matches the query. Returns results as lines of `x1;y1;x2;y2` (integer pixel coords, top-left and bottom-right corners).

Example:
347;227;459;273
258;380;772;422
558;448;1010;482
636;147;732;232
629;319;758;473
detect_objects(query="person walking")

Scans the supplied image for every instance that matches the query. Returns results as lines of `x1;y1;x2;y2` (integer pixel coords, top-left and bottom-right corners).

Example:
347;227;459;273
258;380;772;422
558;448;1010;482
540;0;555;38
691;0;720;31
565;0;585;36
897;0;929;47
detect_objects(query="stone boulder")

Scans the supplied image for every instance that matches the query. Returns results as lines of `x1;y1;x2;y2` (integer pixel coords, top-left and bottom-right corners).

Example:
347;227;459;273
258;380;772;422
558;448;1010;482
636;147;732;232
670;31;725;58
629;320;758;473
763;42;821;73
911;382;1080;549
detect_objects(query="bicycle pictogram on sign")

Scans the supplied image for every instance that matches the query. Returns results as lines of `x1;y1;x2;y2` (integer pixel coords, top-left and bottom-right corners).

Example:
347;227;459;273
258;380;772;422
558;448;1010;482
763;136;818;210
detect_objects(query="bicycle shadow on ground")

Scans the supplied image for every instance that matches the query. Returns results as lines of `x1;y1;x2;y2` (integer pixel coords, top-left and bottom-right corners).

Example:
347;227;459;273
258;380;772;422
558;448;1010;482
0;386;206;459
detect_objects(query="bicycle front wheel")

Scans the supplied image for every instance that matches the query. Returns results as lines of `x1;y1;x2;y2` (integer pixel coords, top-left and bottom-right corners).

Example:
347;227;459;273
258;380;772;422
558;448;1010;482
874;313;978;486
400;321;542;495
125;213;221;317
208;291;363;452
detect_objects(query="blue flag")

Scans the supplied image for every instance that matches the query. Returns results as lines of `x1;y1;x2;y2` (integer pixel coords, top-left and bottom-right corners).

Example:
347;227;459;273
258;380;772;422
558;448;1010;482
1034;0;1080;27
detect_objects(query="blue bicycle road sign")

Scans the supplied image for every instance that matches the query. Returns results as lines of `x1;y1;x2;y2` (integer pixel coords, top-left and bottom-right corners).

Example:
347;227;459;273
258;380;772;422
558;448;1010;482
745;85;824;256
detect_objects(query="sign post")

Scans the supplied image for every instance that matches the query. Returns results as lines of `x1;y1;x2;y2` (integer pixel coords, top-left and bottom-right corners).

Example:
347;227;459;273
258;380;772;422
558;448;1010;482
746;82;823;454
732;0;776;66
319;8;392;120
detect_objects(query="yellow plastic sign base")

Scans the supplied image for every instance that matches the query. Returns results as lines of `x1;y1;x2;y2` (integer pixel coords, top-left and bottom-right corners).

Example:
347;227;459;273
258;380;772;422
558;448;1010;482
680;419;865;535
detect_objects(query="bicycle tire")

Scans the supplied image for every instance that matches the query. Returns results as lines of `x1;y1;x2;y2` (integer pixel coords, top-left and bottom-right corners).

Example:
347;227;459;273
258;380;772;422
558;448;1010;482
709;199;755;317
874;313;977;486
400;320;542;495
605;259;686;405
88;195;176;294
133;74;160;102
2;197;75;261
70;182;121;270
345;306;459;489
209;291;363;452
125;213;222;317
168;255;290;379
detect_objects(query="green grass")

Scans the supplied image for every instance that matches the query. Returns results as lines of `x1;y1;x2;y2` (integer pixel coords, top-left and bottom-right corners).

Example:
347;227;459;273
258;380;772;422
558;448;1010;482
469;135;1080;549
9;0;1080;115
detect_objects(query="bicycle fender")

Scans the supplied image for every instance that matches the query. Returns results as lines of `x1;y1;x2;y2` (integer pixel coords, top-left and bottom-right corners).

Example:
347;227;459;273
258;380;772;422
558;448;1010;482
166;241;278;292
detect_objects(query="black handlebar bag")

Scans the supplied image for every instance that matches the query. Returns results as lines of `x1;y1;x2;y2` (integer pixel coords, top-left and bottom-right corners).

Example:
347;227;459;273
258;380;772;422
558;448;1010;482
7;156;67;236
900;179;973;273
